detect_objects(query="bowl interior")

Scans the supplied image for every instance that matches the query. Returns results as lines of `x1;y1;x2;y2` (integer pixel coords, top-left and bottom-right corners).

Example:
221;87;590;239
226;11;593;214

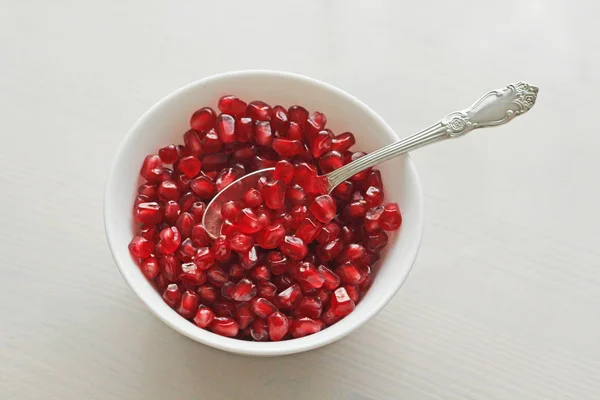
104;71;423;356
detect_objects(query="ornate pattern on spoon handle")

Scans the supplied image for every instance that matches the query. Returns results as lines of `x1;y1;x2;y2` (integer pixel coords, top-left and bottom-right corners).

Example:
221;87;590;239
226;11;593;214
325;82;539;191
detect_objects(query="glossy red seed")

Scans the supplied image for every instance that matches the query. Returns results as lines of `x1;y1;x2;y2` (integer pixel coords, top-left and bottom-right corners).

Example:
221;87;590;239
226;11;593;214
213;299;236;318
257;281;278;298
318;150;344;173
272;160;294;184
158;145;179;164
158;255;181;281
284;185;305;207
266;251;288;275
338;243;367;264
310;130;333;158
336;263;364;285
177;238;196;262
200;129;222;153
228;232;254;252
267;311;289;341
194;305;215;328
177;290;200;318
288;105;309;127
161;200;179;224
251;297;278;319
288;205;307;226
189;201;206;222
134;202;163;225
255;223;285;249
261;180;285;210
160;226;181;254
316;222;340;244
140;257;160;279
201;152;229;171
367;169;383;189
210;317;239;337
190;107;217;132
215;114;236;144
162;283;181;308
138;183;158;200
220;201;241;221
309;195;336;223
183;129;203;156
206;266;228;287
236;302;254;329
270;105;289;132
235;208;262;234
218;95;247;118
290;317;322;338
179;192;199;212
296;262;325;289
296;296;323;319
193;247;215;270
239;246;259;270
346;200;367;219
276;283;302;309
305;111;327;140
173;213;193;240
329;287;355;317
272;138;303;157
190;176;215;199
247;101;272;121
254;121;273;146
366;230;388;252
279;235;308;260
235;117;254;142
157;180;180;201
129;236;154;259
332;180;353;200
318;265;340;290
190;225;209;248
227;265;245;282
364;186;384;208
250;265;271;282
250;319;269;341
380;203;402;231
221;219;237;236
197;284;218;304
140;155;163;183
344;284;361;303
177;156;202;178
295;218;321;244
179;262;206;286
331;132;356;153
287;121;304;140
211;236;231;262
364;206;384;233
228;278;256;302
317;238;343;261
242;188;262;208
216;167;241;192
348;151;371;180
140;224;158;242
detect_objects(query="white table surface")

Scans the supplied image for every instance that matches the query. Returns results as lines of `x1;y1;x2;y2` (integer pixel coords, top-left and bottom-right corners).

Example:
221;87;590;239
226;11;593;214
2;1;599;399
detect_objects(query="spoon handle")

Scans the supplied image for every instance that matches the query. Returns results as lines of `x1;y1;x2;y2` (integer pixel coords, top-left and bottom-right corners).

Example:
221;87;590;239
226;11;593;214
325;82;539;191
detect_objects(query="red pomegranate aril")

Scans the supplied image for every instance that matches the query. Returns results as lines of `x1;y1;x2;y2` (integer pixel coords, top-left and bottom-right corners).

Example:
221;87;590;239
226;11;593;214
157;180;180;201
140;224;158;242
190;176;215;199
236;302;254;329
296;262;325;289
158;255;181;282
305;111;327;139
215;114;236;144
221;219;237;236
201;152;229;171
194;305;215;328
242;188;262;208
295;218;321;244
218;95;247;118
220;200;241;221
215;167;241;192
329;287;355;317
316;238;343;261
364;186;384;208
183;129;203;157
331;132;356;153
160;226;181;254
267;311;289;341
247;100;272;121
190;107;217;132
158;144;179;164
162;283;181;308
271;105;290;133
206;266;228;287
310;130;333;158
254;121;273;146
213;298;236;318
336;262;364;285
255;223;285;249
277;283;302;309
272;160;294;184
210;316;239;337
261;180;285;210
288;105;309;126
338;243;367;264
179;262;206;286
289;205;308;226
364;206;384;233
138;183;158;200
272;138;303;157
139;257;159;280
309;195;336;223
197;284;218;304
250;265;271;282
316;222;340;244
267;251;288;275
134;202;163;225
177;156;202;178
366;230;388;252
177;290;200;318
286;184;306;205
200;129;223;153
257;281;278;298
229;278;256;302
345;284;361;303
129;236;154;259
318;150;344;173
287;121;304;140
332;180;353;200
189;201;206;222
228;232;254;252
290;317;321;338
380;203;402;231
296;296;323;319
274;274;295;291
250;319;269;341
346;200;367;219
193;247;215;270
179;192;199;212
254;206;273;228
161;200;178;224
360;266;374;292
280;235;308;260
173;213;193;239
191;224;209;247
235;117;254;143
227;264;246;282
251;297;278;319
318;265;340;290
140;155;163;183
235;208;262;234
293;162;318;189
367;169;383;189
177;238;196;262
211;236;231;262
348;152;371;180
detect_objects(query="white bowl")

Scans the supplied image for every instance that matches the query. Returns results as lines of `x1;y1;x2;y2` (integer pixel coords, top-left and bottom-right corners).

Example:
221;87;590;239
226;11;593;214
104;70;424;356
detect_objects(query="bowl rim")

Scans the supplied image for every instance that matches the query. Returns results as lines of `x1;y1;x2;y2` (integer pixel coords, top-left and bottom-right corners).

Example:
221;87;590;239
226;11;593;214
104;70;424;356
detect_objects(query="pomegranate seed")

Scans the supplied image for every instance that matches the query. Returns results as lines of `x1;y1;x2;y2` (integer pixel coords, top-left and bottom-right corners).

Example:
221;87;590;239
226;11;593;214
364;206;384;233
275;274;295;291
177;238;196;262
215;114;236;144
295;218;321;244
227;232;253;252
173;213;193;239
254;121;273;146
296;262;325;289
215;167;241;192
288;105;309;127
213;299;236;318
279;235;308;260
360;266;374;292
190;107;217;131
251;297;278;319
207;266;228;287
158;145;179;164
201;152;229;171
267;311;289;341
297;296;323;319
194;305;215;328
237;246;257;270
179;192;199;212
337;243;367;264
242;188;263;208
140;155;163;183
210;317;239;337
272;138;303;157
158;255;181;281
366;230;388;253
290;317;321;338
227;264;246;282
247;101;272;121
346;200;367;219
138;183;158;200
254;206;273;228
364;186;384;208
305;111;327;139
316;238;343;261
336;262;364;285
234;117;254;143
140;224;158;242
160;200;178;224
190;176;215;199
310;130;333;158
236;302;254;329
221;219;237;236
316;222;340;244
191;224;209;247
177;156;202;178
309;195;336;223
183;129;203;157
235;208;262;234
197;284;218;304
318;151;344;173
348;152;371;180
267;251;288;275
179;262;206;286
157;180;179;201
177;290;200;318
189;201;206;222
230;278;256;302
129;236;154;259
134;202;163;225
193;247;215;270
250;265;271;282
344;284;361;303
257;281;278;298
277;283;302;309
271;105;290;133
316;288;330;304
317;264;340;290
367;169;383;189
255;223;285;249
162;283;181;308
250;319;269;341
329;287;355;317
218;95;247;118
273;160;295;184
261;180;285;210
200;129;222;153
331;132;356;153
332;180;353;200
160;226;181;254
220;200;241;221
140;257;159;279
380;203;402;231
287;121;304;140
211;236;231;262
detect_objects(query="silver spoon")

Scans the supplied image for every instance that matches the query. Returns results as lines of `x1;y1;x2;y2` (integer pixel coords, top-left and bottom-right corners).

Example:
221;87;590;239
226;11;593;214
203;82;539;239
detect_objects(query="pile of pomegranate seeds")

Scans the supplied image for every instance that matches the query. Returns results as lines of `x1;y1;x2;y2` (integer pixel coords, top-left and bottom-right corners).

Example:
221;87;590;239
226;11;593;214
129;96;402;341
